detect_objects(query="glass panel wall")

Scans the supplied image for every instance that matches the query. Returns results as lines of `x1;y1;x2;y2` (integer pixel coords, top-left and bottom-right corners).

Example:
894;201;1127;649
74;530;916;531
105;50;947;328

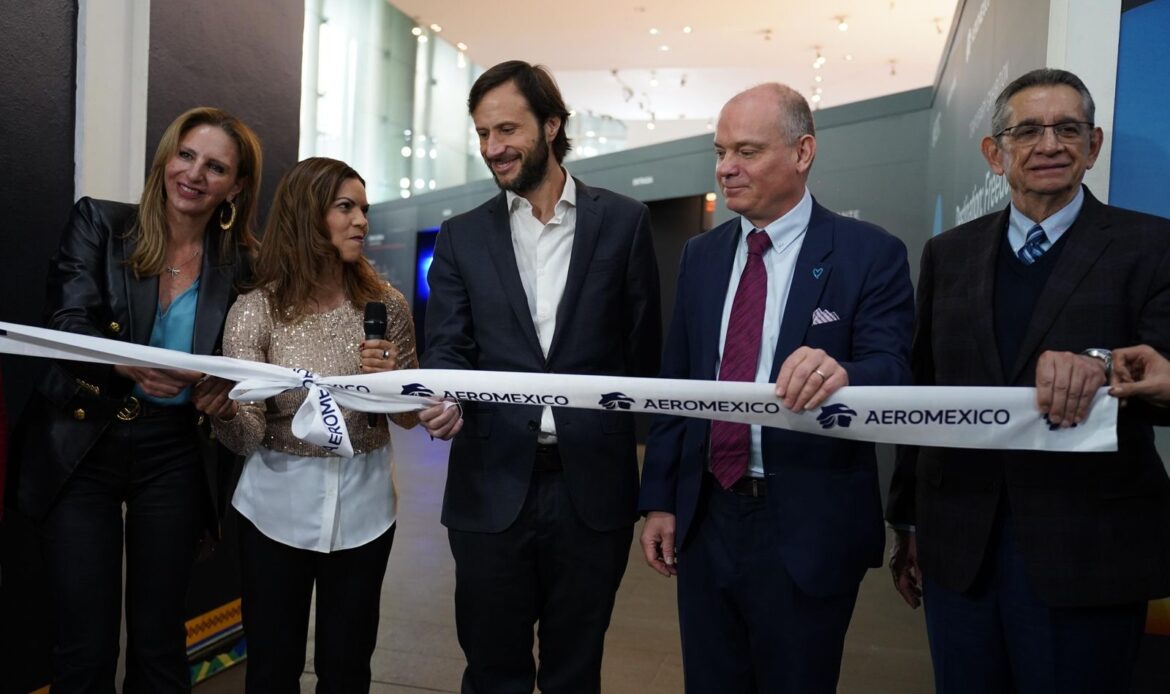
301;0;629;201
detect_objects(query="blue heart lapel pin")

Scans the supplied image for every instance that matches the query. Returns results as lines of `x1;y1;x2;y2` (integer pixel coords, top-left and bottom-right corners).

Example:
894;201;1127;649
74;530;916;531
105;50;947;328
812;267;824;279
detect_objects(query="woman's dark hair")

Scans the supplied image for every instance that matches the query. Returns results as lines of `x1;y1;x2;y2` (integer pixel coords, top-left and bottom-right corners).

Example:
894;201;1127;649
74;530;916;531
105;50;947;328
251;157;384;322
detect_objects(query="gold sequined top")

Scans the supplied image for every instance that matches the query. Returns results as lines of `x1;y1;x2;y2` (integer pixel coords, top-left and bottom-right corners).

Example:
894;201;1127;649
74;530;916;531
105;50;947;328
213;284;420;457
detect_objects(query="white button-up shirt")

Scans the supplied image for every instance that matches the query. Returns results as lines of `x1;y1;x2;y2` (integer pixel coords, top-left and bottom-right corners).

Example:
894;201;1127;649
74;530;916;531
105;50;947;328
234;444;395;553
506;173;577;442
716;188;813;477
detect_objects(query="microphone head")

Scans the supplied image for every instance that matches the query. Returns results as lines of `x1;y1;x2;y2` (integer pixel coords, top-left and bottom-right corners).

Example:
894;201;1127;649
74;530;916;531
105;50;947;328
363;301;388;337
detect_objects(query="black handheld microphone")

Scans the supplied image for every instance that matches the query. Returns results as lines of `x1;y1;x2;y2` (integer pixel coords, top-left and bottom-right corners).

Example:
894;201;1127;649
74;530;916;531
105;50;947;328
363;302;388;427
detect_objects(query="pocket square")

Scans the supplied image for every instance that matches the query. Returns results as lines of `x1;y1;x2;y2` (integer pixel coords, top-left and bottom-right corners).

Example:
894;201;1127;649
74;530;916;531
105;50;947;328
811;308;840;326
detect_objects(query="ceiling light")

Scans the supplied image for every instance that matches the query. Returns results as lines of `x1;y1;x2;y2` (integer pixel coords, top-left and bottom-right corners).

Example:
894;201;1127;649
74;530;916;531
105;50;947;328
811;94;822;103
659;44;670;52
417;35;428;44
844;53;854;61
400;190;411;199
705;120;714;131
411;26;422;36
814;74;823;83
812;46;826;69
705;192;717;202
836;16;848;32
598;136;608;143
646;122;656;130
456;42;468;51
815;87;823;95
400;146;412;157
683;26;693;34
429;23;442;32
456;52;466;68
399;178;410;188
649;27;660;35
428;180;437;190
586;130;596;137
414;179;425;190
649;74;659;87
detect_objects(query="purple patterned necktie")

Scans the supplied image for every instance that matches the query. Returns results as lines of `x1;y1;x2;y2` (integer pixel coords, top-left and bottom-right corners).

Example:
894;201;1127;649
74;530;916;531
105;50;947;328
710;230;772;489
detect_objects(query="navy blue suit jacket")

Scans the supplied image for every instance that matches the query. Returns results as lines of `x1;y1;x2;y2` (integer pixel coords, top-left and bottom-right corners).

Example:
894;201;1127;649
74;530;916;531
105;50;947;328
423;179;661;534
638;200;914;596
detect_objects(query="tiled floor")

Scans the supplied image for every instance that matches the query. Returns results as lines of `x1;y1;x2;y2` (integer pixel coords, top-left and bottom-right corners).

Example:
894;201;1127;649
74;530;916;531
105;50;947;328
199;426;933;693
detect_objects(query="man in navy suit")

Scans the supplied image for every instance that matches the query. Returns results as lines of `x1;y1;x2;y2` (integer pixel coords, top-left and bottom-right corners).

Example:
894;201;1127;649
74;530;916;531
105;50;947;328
638;83;914;692
419;61;661;693
887;68;1170;694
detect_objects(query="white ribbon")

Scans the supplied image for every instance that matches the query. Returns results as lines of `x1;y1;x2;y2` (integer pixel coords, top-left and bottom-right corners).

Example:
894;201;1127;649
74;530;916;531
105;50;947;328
0;321;1118;457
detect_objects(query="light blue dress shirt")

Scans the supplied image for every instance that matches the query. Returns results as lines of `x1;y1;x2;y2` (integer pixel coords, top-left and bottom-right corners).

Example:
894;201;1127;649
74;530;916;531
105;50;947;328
1006;186;1084;256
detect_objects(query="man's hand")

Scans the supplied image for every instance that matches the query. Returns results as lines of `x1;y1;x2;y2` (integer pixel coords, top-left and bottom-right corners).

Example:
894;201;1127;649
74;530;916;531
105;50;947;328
774;347;848;411
114;365;202;399
640;512;678;577
419;401;463;440
1034;350;1107;427
1110;345;1170;407
191;376;237;419
889;529;922;609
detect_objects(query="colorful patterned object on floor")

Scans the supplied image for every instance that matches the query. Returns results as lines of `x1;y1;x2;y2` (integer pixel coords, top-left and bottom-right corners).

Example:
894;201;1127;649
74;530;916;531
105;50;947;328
190;637;247;684
186;599;247;684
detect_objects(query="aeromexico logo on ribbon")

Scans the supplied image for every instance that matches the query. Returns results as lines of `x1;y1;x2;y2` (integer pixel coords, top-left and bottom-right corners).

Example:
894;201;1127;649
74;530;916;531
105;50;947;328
817;404;858;429
817;400;1014;429
639;396;783;414
599;392;635;410
401;383;435;397
434;388;570;406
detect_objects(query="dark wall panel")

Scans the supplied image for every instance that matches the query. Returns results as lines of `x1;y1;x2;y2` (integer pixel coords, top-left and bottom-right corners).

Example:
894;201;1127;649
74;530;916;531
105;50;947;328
0;5;76;690
0;0;78;424
147;0;304;231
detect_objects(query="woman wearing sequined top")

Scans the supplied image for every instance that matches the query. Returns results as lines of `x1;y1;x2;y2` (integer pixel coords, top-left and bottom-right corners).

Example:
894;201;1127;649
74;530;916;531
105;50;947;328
213;157;419;691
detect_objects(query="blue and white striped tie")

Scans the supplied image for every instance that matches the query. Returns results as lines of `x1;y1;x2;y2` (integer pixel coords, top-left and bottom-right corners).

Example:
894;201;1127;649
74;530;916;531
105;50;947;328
1017;223;1049;265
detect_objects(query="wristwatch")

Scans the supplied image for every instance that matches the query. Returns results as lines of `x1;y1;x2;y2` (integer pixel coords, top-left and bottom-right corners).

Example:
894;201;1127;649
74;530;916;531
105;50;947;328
1081;348;1113;379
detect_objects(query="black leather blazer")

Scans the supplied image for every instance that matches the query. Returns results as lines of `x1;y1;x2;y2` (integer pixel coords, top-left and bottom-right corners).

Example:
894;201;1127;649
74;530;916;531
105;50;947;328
14;197;250;532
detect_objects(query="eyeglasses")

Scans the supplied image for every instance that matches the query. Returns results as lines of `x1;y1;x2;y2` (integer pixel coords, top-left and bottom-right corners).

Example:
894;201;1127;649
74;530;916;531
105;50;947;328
994;121;1093;145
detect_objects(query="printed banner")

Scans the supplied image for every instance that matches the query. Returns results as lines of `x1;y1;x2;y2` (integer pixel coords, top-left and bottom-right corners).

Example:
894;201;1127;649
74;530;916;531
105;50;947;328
0;322;1118;457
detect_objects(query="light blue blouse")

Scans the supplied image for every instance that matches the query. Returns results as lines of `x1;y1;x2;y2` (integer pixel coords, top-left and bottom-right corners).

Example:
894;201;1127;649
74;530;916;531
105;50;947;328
134;277;200;405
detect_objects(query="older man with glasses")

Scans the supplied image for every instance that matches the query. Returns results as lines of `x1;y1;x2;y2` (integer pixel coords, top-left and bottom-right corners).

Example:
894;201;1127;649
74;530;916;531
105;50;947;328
887;68;1170;694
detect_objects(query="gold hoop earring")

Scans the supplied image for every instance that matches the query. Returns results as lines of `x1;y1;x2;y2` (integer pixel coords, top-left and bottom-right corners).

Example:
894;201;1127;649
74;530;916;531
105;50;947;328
219;199;237;231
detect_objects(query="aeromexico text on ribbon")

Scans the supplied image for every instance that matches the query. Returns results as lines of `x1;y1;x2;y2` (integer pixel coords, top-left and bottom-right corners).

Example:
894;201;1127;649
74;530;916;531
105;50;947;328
0;322;1118;457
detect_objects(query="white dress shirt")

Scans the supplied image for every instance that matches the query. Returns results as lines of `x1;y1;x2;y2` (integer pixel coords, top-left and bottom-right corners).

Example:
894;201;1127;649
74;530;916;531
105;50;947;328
716;188;813;477
506;172;577;443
